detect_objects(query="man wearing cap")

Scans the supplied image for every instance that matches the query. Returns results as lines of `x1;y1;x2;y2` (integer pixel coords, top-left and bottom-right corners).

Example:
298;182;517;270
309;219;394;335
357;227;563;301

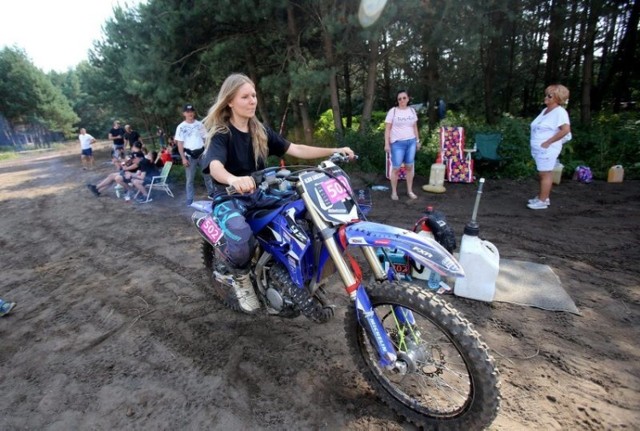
175;104;214;205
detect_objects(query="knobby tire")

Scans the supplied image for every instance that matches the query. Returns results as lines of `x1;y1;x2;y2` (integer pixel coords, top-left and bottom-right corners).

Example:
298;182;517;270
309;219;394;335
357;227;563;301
344;280;500;430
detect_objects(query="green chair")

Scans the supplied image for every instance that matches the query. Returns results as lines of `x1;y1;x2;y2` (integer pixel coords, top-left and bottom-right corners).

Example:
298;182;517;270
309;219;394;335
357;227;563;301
473;133;508;168
133;161;174;203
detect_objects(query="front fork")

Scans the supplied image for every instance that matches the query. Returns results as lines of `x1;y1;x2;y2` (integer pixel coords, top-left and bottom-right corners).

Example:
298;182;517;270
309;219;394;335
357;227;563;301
300;192;412;368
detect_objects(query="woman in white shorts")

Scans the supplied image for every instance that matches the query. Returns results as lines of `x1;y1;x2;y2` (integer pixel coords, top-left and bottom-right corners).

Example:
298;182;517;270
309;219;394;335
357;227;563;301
528;84;572;210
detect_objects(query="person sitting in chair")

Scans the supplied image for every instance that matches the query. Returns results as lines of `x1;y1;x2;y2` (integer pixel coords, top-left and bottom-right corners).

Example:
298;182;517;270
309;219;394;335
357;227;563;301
130;152;161;203
87;142;146;201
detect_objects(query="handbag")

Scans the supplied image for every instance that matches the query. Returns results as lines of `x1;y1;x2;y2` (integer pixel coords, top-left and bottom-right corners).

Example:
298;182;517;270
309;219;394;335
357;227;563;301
185;147;205;158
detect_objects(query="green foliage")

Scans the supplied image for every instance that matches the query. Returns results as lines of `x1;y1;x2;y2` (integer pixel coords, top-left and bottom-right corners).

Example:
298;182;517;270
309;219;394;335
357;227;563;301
564;112;640;179
0;146;18;161
3;0;638;185
339;129;386;174
0;47;79;136
168;164;185;184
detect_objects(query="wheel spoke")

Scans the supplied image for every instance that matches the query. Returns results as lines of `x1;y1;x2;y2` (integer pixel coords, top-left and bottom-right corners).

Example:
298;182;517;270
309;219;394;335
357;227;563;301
372;303;473;415
345;281;500;428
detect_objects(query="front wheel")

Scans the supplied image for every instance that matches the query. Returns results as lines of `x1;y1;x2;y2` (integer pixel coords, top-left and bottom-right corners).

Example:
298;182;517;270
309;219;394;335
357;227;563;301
344;280;500;430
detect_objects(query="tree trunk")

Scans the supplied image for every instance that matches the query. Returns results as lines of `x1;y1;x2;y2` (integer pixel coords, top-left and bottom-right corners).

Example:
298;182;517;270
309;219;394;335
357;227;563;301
483;6;507;125
286;3;313;145
343;61;353;130
424;45;440;128
321;19;343;136
320;2;344;136
297;101;314;146
360;34;379;134
545;0;567;84
612;0;640;111
580;0;602;125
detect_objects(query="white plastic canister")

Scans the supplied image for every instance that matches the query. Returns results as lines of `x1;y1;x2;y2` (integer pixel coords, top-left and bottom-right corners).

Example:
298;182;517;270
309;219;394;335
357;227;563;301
607;165;624;183
454;234;500;302
552;162;564;185
429;163;446;187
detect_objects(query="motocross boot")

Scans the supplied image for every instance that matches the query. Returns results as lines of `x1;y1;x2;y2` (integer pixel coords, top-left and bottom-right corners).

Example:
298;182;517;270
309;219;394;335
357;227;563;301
232;269;261;313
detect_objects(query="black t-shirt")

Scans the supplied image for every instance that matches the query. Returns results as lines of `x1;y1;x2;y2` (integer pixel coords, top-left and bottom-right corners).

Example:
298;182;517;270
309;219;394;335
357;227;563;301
202;124;290;179
110;127;125;146
124;130;140;148
137;157;160;177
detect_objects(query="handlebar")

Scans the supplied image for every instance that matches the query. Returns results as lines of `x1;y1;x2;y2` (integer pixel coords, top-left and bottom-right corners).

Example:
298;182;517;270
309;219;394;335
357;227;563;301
328;153;358;164
225;152;356;195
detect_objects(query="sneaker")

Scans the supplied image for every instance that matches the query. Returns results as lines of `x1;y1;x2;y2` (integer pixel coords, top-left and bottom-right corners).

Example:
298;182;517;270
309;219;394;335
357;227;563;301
124;192;131;202
0;300;16;317
135;197;148;204
527;198;549;210
232;270;261;313
87;184;100;197
528;196;550;206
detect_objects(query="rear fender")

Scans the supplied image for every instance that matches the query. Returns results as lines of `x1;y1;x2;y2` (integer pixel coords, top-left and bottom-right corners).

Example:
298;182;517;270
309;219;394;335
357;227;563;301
344;221;464;278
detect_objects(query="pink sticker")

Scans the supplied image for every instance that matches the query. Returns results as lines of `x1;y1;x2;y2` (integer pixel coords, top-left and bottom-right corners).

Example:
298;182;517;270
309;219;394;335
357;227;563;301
200;216;224;244
320;177;350;204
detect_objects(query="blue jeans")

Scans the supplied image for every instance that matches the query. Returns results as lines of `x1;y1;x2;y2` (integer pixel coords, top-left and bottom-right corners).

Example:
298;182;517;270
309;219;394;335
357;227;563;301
390;138;417;168
185;154;214;204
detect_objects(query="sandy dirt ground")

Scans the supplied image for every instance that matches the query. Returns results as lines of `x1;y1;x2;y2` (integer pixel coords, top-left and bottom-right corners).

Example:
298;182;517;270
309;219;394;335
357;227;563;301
0;143;638;430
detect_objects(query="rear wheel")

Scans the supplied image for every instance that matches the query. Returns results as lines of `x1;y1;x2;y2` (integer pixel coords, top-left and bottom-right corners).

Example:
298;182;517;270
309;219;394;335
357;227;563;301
344;280;500;430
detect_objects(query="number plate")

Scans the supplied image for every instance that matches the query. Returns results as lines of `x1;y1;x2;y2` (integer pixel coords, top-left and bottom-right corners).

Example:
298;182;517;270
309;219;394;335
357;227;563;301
320;176;351;204
199;215;224;245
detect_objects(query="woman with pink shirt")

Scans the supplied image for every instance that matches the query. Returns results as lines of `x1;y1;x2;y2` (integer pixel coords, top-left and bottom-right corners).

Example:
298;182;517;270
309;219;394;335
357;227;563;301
384;90;420;200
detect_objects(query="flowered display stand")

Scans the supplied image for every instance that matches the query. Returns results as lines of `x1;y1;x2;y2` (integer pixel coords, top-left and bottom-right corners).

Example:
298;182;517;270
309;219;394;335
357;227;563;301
438;126;474;183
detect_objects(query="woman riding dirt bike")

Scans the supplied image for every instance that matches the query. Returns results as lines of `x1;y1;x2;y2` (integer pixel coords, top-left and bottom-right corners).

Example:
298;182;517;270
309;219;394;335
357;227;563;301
194;73;500;429
193;153;500;429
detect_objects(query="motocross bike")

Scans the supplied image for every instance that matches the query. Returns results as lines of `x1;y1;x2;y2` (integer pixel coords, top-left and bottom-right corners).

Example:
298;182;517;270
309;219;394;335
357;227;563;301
193;154;500;430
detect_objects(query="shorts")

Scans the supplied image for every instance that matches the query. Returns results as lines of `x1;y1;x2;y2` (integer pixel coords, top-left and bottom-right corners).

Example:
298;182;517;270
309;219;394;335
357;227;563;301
142;175;153;185
531;144;562;171
390;138;417;168
113;146;125;158
81;148;92;157
119;171;133;184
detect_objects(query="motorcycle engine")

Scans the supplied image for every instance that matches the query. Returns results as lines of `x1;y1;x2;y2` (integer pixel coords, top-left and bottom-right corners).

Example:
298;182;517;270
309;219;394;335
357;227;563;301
263;270;300;318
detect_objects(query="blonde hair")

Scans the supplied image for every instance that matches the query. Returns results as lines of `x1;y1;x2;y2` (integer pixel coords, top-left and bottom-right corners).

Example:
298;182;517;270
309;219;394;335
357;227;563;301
203;73;268;167
545;84;570;105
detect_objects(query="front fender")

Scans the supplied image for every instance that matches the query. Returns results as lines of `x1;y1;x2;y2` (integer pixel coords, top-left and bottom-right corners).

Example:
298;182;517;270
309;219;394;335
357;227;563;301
344;221;464;278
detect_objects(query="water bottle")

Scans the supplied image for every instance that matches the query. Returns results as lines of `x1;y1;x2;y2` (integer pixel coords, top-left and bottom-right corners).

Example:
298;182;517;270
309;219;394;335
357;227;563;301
371;185;389;191
428;271;441;290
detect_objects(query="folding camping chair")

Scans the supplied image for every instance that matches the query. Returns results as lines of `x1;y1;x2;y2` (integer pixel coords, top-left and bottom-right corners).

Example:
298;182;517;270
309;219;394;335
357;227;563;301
437;126;474;183
134;161;174;203
473;133;508;170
